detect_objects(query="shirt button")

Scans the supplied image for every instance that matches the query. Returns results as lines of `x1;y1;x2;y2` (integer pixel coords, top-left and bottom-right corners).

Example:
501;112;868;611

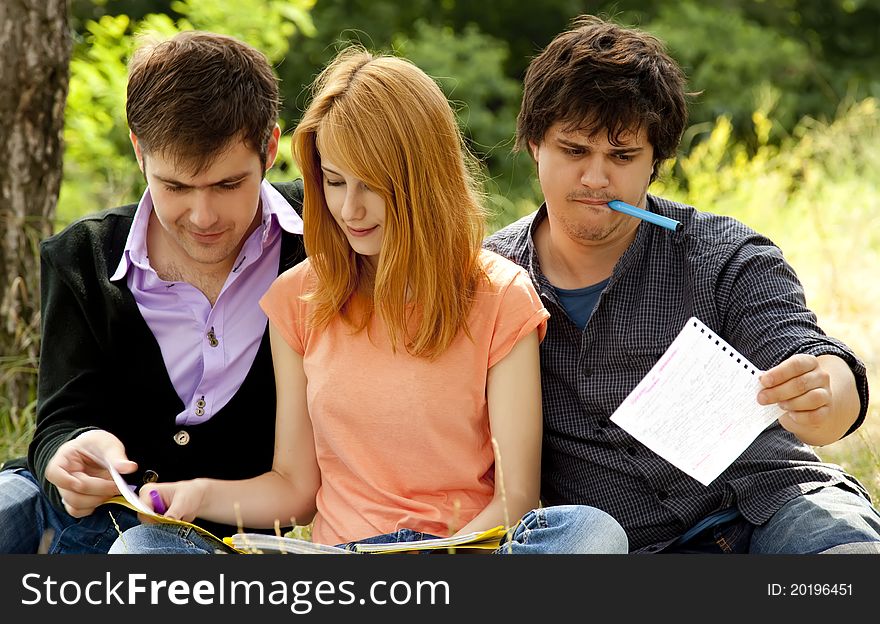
142;470;159;484
173;430;191;446
194;407;205;416
626;446;637;456
196;398;206;409
657;490;669;501
207;327;219;347
597;419;610;428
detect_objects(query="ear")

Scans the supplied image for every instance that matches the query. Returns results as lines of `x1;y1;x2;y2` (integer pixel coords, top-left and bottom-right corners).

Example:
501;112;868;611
264;124;281;172
130;131;145;173
528;140;540;161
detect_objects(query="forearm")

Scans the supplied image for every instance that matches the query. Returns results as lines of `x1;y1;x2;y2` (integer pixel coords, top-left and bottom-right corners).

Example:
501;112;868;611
453;491;537;537
191;471;317;529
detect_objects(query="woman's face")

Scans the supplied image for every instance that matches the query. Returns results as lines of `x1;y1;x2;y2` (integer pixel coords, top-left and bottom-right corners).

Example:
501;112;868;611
319;153;387;269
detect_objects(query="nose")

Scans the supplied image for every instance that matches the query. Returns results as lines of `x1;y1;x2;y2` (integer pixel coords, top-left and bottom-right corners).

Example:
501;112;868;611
188;191;219;230
340;187;366;222
579;157;610;190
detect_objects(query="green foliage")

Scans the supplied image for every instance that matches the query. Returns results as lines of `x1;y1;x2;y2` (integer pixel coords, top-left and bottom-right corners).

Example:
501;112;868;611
599;0;879;145
654;97;880;368
646;1;815;140
61;14;139;225
168;0;316;60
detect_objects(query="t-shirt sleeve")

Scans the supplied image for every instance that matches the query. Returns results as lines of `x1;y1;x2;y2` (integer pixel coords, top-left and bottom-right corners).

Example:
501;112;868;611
487;266;550;369
259;261;311;355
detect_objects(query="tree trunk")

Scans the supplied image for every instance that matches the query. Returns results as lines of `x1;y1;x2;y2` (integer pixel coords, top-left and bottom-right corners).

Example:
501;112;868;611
0;0;71;429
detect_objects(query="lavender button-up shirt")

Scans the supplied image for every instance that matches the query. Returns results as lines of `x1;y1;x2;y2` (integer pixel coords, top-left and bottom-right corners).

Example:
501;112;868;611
110;180;303;426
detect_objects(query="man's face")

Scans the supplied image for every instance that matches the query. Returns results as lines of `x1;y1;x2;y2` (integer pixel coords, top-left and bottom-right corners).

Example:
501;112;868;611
530;122;655;245
132;130;278;272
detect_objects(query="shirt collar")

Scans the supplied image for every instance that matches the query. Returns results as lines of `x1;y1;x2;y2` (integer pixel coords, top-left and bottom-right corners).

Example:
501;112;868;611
262;179;304;236
524;204;551;292
110;187;153;282
110;179;303;282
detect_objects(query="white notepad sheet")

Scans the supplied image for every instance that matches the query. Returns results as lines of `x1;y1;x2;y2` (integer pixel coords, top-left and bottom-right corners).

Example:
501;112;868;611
610;317;784;485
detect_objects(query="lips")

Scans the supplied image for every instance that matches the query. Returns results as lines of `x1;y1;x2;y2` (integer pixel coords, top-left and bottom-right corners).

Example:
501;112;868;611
189;230;225;243
346;225;378;237
573;198;611;208
574;199;611;214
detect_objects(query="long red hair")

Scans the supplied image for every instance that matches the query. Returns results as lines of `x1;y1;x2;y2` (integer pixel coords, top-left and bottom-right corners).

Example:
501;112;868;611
292;46;486;359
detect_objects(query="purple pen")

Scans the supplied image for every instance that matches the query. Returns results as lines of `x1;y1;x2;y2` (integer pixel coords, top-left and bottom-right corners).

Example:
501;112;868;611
149;489;167;515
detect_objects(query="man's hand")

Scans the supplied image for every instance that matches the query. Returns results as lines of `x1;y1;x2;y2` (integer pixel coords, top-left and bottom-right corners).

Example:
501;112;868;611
758;354;860;446
45;430;138;518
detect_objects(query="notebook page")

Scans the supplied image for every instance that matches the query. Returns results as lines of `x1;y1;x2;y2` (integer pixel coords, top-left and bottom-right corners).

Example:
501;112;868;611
610;317;784;486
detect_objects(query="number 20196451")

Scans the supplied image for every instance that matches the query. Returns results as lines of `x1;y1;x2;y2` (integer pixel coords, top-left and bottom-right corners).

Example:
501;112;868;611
767;583;852;597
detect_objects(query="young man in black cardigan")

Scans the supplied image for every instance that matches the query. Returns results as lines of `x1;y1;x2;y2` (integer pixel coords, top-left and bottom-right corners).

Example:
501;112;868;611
0;31;307;553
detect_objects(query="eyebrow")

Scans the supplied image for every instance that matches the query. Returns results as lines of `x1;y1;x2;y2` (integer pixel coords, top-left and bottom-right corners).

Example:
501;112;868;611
320;166;342;177
153;172;251;188
556;136;645;154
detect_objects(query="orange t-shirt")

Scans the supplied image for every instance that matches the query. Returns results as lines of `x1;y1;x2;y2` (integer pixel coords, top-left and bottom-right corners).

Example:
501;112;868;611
259;249;549;545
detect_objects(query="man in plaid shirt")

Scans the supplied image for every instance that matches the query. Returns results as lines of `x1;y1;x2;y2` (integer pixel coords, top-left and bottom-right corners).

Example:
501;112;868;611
484;15;880;553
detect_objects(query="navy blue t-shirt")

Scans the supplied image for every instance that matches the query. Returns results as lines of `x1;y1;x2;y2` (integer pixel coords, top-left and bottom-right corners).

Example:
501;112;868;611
554;278;610;330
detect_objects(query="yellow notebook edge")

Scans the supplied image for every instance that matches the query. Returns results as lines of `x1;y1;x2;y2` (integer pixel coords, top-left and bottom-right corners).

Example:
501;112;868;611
105;496;243;552
355;524;508;553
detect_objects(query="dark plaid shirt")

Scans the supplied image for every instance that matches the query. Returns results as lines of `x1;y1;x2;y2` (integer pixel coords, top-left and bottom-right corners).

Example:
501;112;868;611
484;195;871;552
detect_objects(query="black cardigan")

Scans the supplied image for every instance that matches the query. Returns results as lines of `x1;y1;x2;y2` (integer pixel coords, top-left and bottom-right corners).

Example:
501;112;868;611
27;180;306;538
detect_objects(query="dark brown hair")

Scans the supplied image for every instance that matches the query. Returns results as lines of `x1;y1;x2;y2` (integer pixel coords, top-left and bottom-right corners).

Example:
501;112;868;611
126;30;280;173
517;15;690;178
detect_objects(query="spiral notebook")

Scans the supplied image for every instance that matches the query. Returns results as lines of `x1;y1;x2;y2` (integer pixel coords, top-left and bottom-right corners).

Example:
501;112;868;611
610;317;784;486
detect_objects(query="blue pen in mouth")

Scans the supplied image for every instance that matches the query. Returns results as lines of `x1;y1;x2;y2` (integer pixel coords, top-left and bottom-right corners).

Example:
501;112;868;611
608;200;682;232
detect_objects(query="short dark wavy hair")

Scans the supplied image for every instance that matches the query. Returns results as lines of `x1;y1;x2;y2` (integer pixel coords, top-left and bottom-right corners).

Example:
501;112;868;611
517;15;691;180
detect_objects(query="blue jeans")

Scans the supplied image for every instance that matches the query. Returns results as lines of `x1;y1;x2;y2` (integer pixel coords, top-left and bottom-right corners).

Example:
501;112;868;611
108;505;629;555
0;467;139;553
108;522;236;554
493;504;628;554
664;486;880;554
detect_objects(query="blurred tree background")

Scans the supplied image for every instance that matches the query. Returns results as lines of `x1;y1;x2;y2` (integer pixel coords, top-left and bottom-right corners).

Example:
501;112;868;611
2;0;879;495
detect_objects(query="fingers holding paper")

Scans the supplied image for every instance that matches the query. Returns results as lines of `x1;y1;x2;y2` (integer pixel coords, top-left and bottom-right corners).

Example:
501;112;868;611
758;353;860;446
45;429;137;517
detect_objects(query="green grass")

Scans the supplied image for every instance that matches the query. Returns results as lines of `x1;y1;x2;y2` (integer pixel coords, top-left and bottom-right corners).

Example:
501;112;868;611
0;401;34;467
817;393;880;502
